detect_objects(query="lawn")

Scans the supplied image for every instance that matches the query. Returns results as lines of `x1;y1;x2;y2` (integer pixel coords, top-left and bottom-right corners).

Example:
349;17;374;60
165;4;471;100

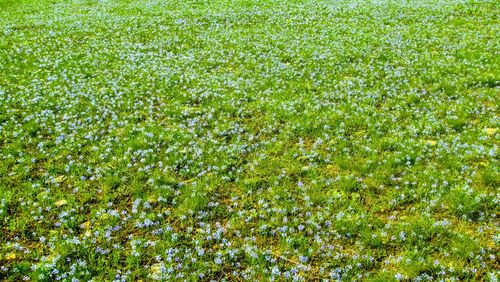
0;0;499;280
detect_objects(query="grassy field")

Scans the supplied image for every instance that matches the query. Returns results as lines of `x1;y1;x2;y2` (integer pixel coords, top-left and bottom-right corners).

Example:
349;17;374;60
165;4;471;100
1;0;499;280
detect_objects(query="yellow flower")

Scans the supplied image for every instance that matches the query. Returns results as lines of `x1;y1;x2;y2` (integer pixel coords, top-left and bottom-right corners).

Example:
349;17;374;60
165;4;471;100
55;199;67;207
5;253;16;260
81;221;91;229
151;263;163;275
426;140;437;146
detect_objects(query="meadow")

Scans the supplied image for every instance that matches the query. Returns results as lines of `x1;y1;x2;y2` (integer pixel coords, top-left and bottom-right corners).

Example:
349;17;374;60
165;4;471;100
0;0;499;280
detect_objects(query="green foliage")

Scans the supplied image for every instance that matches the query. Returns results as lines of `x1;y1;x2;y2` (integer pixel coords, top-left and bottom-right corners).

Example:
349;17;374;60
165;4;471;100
0;0;498;280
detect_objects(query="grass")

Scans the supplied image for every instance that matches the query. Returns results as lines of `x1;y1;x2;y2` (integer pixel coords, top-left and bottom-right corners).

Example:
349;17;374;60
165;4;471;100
0;0;499;280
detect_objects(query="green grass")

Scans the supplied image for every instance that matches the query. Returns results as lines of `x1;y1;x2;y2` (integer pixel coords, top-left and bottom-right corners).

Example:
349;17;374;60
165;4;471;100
0;0;499;280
